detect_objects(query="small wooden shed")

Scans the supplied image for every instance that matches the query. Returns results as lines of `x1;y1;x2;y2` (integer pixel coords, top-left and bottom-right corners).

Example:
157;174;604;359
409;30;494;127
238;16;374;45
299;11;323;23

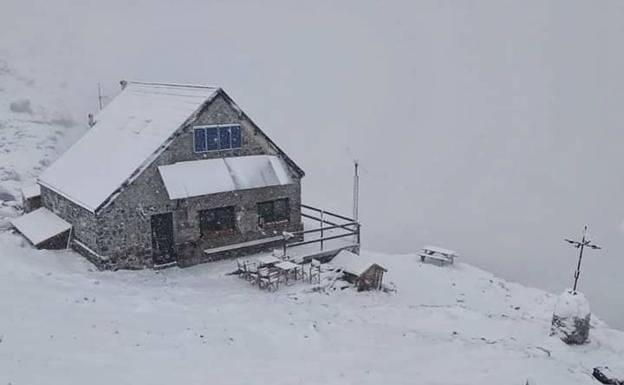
331;250;387;291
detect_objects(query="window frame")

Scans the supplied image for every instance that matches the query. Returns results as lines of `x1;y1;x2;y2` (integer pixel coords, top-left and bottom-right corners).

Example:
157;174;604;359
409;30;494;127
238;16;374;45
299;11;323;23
257;198;290;227
193;124;242;154
198;206;237;237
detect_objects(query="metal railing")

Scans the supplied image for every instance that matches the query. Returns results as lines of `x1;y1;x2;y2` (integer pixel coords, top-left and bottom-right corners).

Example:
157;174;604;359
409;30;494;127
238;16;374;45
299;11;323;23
282;204;360;256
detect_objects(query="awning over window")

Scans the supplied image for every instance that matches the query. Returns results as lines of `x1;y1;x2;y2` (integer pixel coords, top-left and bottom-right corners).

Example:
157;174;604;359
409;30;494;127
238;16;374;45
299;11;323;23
10;208;72;247
158;155;293;200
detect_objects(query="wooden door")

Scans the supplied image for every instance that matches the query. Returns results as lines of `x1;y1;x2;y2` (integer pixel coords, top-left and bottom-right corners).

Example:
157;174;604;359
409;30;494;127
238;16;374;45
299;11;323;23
151;213;175;265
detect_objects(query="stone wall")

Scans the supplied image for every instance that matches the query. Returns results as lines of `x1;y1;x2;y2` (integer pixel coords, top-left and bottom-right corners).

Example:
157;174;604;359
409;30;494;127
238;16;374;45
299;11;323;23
40;185;98;251
40;93;303;270
93;93;303;269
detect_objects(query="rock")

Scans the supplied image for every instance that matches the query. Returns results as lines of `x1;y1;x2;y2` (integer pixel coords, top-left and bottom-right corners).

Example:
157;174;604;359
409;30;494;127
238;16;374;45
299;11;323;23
550;289;591;344
593;366;624;384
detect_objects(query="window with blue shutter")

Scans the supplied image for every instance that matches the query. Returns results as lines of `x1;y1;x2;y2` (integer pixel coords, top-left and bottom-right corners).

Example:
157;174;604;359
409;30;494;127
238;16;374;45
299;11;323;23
206;127;219;151
230;126;241;148
219;127;231;149
194;128;207;152
193;125;242;153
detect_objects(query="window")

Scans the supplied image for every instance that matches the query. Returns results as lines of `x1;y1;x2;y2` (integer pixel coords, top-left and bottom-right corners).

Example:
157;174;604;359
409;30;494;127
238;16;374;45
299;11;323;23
257;198;289;227
193;125;242;153
199;206;236;236
194;128;207;152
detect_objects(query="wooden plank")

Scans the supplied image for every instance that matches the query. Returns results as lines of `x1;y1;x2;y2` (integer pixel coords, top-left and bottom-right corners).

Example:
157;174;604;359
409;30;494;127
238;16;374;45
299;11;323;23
204;236;283;255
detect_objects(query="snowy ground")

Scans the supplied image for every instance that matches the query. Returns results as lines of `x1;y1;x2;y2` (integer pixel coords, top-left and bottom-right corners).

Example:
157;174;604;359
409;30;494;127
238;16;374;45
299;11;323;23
2;59;624;384
2;235;624;384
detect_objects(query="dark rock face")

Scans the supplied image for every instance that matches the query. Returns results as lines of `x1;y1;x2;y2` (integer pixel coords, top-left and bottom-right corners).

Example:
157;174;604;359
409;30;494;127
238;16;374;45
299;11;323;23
550;290;591;344
550;313;591;344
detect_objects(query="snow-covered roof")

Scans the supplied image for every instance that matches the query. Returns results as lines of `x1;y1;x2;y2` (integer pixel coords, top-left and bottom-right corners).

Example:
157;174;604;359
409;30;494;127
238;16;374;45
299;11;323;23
21;184;40;199
10;207;72;246
38;82;220;212
158;155;293;199
331;250;386;276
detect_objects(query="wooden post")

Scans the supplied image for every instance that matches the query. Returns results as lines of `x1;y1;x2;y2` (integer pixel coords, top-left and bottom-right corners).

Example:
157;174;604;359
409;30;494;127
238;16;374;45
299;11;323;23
65;226;73;250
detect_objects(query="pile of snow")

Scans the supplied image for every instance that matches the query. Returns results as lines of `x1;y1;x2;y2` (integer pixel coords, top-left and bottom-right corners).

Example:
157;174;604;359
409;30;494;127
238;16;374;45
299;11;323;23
551;289;592;344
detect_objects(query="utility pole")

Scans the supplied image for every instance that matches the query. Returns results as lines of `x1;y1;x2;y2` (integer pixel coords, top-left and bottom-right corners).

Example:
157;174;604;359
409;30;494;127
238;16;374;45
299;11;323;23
564;225;601;292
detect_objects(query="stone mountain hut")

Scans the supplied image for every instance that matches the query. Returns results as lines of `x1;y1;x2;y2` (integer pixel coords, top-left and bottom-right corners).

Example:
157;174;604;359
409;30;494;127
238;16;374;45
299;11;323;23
11;81;305;270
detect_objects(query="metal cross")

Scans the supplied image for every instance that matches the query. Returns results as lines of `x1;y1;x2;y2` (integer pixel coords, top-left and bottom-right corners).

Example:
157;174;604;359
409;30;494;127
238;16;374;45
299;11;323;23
564;225;602;292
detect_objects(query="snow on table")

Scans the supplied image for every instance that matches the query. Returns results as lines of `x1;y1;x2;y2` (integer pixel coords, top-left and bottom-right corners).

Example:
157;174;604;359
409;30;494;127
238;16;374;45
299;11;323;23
9;207;71;246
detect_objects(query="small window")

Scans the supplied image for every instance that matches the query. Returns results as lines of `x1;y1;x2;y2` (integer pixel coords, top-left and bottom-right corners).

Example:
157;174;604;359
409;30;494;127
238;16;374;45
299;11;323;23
199;206;236;236
194;128;207;152
230;126;241;148
206;127;219;151
257;198;290;227
193;125;242;152
219;127;232;150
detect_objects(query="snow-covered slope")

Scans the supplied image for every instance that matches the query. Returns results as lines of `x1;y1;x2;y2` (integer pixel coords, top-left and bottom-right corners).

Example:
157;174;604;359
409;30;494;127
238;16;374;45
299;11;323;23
0;59;83;229
1;58;624;385
1;235;624;384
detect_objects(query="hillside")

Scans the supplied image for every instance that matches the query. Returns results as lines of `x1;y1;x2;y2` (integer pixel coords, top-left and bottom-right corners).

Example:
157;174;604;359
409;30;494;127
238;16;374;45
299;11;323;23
1;59;624;385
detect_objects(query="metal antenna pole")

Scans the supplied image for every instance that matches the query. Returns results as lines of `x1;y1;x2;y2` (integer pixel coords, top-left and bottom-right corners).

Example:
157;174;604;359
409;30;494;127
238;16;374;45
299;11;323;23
97;83;103;111
352;160;360;247
352;160;359;221
565;225;602;292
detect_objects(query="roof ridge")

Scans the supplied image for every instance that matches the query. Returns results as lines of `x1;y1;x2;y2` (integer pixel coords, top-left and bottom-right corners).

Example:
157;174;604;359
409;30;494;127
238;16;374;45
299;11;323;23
126;80;220;90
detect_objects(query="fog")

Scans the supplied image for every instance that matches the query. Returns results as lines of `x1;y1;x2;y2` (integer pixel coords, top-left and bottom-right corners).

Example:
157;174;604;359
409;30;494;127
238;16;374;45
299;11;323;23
2;0;623;328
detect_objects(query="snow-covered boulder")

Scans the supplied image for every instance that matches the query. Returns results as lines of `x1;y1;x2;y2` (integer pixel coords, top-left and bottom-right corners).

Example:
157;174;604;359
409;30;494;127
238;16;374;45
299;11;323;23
550;289;591;344
593;366;624;384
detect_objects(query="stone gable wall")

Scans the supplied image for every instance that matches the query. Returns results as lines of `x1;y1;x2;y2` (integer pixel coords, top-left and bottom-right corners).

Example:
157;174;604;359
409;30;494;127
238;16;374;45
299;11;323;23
94;93;302;269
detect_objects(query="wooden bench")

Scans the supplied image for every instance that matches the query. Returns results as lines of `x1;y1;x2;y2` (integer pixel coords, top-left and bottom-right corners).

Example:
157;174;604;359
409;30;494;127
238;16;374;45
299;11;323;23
419;246;458;265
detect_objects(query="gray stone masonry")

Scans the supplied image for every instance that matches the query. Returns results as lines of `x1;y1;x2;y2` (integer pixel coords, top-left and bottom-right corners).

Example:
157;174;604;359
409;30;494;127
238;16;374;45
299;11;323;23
40;92;303;270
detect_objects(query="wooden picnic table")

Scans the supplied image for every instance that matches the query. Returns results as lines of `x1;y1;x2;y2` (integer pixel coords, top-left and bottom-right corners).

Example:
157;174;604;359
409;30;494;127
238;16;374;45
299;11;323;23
419;246;459;265
256;255;281;267
274;261;301;283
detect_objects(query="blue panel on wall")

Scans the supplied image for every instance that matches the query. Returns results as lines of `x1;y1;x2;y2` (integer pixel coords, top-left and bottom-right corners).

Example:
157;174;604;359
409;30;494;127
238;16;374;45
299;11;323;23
194;128;206;152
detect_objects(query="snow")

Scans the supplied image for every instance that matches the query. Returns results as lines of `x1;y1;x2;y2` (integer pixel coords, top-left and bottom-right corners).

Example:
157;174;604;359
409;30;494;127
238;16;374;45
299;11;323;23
38;82;219;212
21;184;40;199
158;155;293;200
2;237;624;384
554;290;591;319
330;249;385;276
9;207;71;246
3;58;624;384
423;245;459;256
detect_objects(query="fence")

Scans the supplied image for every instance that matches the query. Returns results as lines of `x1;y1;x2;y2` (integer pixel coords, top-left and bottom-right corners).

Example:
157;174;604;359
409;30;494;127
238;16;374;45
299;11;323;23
282;204;360;257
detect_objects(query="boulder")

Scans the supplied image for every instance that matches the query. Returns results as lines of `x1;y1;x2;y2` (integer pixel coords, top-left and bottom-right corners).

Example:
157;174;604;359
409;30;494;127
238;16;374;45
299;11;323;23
550;289;591;344
593;366;624;385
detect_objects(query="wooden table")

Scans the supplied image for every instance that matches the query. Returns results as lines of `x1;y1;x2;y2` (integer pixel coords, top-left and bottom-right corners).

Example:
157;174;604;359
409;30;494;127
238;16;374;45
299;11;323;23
275;261;301;283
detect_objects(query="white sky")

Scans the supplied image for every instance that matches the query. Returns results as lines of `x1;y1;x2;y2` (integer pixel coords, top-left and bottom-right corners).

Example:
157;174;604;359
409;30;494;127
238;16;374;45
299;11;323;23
1;0;623;328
